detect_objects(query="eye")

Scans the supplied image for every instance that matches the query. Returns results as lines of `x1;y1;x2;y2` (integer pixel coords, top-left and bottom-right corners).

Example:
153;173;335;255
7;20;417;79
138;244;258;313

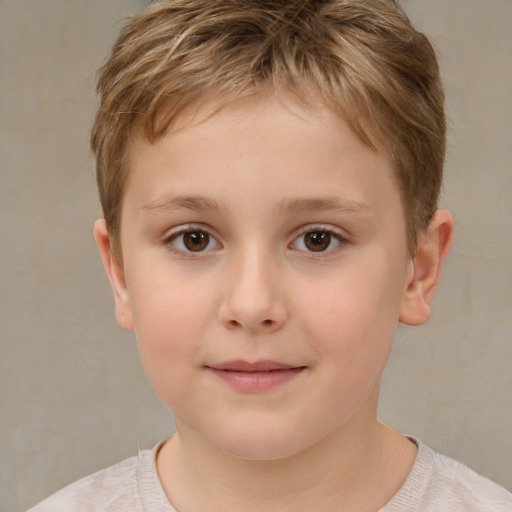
167;228;221;253
291;228;344;253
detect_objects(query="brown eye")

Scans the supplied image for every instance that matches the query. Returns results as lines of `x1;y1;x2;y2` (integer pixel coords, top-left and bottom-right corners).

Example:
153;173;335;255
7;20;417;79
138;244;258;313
182;230;210;251
303;231;332;252
167;226;221;254
291;228;343;254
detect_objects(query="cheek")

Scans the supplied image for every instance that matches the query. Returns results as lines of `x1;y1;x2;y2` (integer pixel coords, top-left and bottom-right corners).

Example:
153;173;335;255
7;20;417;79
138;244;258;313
127;277;214;390
298;258;403;370
130;268;215;334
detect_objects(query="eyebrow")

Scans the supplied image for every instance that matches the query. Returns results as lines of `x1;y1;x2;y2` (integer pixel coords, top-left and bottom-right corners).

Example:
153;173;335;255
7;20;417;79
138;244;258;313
142;195;224;213
274;196;373;215
141;194;373;216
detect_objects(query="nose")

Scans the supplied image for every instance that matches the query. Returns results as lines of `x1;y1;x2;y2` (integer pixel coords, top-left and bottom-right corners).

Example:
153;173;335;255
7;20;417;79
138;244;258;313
218;249;288;334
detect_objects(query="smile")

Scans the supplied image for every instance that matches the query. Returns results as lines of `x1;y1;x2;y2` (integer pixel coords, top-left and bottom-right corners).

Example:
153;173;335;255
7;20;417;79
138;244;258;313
205;360;307;392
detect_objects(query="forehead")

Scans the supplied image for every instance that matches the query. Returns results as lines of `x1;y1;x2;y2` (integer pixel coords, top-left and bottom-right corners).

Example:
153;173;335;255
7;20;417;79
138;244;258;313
140;86;387;155
122;92;403;227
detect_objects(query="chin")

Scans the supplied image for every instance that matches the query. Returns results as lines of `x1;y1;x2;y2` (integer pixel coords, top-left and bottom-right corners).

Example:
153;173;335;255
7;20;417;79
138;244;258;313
209;421;316;462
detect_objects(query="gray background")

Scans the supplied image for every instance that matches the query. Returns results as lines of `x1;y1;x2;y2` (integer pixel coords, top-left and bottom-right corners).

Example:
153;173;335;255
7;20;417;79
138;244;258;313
1;1;511;510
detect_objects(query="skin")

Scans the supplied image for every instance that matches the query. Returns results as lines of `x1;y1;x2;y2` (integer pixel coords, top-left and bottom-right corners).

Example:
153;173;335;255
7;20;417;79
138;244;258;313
95;92;453;511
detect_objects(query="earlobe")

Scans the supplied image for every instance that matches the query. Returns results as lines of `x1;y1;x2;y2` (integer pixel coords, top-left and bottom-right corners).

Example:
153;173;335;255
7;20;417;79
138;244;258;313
399;210;454;326
93;219;134;331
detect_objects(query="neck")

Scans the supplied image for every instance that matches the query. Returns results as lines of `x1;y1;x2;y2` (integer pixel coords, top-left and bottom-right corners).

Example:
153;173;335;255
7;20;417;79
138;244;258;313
156;416;416;512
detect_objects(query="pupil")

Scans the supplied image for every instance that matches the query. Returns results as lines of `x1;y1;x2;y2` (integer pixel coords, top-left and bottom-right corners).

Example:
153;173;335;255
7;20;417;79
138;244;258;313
305;232;331;252
184;231;209;251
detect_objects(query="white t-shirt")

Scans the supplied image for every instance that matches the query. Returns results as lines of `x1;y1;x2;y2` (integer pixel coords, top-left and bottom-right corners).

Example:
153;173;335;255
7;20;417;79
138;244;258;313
28;439;512;512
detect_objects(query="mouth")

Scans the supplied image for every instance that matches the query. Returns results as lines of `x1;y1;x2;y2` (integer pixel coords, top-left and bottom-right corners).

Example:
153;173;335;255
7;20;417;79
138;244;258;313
205;360;307;392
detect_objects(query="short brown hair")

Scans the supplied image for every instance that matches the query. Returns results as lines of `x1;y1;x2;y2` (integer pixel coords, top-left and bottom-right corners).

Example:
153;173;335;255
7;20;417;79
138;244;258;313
91;0;445;254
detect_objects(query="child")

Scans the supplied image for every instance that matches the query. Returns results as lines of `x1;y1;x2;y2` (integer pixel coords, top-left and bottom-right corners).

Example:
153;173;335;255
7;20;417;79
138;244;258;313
30;0;512;510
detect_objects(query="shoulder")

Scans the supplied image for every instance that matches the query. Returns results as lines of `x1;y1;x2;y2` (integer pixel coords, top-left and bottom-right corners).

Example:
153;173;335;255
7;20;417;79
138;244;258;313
382;439;512;512
427;447;512;511
27;455;141;512
27;444;175;512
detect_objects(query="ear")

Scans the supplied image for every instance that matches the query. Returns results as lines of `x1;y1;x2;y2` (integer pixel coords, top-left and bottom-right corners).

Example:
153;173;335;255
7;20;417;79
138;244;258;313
93;219;134;331
399;209;454;326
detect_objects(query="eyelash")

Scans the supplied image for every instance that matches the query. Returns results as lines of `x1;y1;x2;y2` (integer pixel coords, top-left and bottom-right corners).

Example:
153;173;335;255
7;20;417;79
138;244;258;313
290;225;348;256
163;224;221;256
162;224;348;256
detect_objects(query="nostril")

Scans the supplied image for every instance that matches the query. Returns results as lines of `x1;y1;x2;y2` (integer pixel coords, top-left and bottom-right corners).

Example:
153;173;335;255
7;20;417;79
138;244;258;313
262;319;273;326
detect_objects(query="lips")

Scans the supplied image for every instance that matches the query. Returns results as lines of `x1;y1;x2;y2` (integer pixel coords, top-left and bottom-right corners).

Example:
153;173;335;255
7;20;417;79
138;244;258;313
209;360;300;372
205;360;306;392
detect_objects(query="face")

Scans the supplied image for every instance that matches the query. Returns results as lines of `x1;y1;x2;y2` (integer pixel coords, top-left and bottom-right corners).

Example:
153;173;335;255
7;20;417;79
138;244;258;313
101;93;419;461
